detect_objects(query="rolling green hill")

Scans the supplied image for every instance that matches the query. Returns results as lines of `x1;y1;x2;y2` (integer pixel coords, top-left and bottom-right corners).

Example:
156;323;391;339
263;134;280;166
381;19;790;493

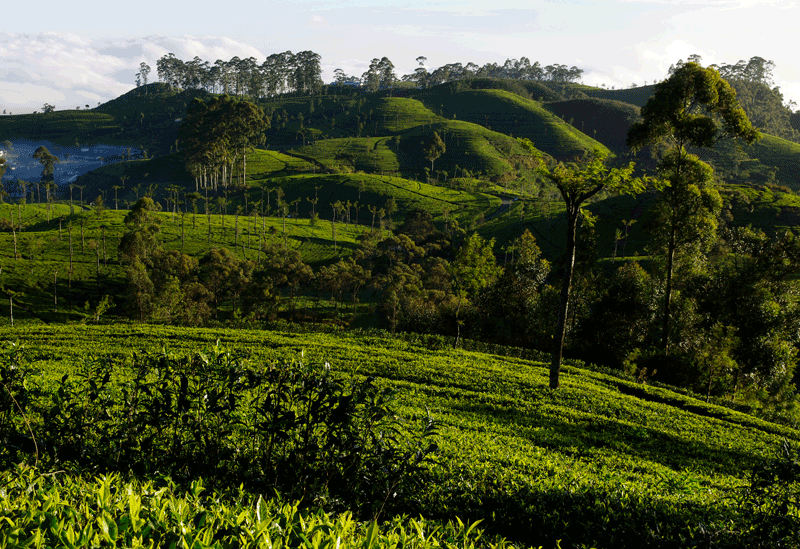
291;119;546;179
543;98;642;155
742;133;800;190
0;83;214;157
414;88;609;160
0;110;120;146
581;84;658;108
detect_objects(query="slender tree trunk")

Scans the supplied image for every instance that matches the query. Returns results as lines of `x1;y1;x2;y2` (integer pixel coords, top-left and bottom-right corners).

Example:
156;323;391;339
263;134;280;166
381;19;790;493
550;207;579;389
53;270;58;312
9;296;12;327
332;209;337;253
453;294;464;350
11;221;17;261
662;229;677;354
68;223;73;291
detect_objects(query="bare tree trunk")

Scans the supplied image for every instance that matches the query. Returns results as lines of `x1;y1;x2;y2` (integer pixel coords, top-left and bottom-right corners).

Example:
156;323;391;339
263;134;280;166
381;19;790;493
68;222;73;275
550;207;579;389
11;221;17;261
662;230;677;354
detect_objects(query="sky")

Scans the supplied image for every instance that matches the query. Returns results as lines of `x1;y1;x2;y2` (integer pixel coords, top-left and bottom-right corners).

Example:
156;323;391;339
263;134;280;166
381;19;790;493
1;0;798;115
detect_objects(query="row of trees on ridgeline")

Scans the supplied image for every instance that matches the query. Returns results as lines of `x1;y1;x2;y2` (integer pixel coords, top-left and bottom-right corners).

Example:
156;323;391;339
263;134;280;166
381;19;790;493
155;51;325;97
152;52;583;98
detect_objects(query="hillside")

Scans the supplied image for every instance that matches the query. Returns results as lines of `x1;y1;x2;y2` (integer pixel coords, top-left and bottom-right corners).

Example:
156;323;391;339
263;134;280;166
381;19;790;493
581;84;658;108
0;83;214;157
413;88;609;160
4;71;800;549
2;324;798;548
543;98;642;156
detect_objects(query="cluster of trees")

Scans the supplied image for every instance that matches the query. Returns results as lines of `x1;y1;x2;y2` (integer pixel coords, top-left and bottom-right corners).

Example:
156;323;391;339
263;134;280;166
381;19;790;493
334;57;398;92
706;55;800;142
115;185;800;410
155;51;324;97
332;56;584;89
403;57;584;88
178;95;269;192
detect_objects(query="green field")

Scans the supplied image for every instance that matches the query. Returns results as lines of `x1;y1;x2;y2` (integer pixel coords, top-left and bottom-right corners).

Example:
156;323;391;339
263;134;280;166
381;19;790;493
1;324;798;548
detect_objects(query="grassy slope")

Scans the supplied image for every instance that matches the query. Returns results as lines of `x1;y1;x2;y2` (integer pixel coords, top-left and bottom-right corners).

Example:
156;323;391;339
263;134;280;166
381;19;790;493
2;324;798;548
292;119;543;178
0;111;120;146
580;84;658;108
543;98;642;156
0;203;369;322
0;83;214;157
742;133;800;190
414;88;609;160
0;164;497;321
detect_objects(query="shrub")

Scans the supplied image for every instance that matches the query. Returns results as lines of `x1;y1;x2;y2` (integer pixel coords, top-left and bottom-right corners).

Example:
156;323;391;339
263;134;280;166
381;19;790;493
1;341;439;519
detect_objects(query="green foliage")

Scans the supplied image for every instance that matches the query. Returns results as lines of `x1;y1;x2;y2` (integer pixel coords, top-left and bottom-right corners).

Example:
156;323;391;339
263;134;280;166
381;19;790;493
423;131;446;172
3;324;800;548
628;61;760;153
740;439;800;548
0;341;438;517
32;145;60;181
450;233;502;299
0;465;505;549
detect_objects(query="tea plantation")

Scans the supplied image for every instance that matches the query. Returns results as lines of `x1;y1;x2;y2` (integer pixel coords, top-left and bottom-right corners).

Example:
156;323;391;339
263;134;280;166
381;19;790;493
1;324;798;548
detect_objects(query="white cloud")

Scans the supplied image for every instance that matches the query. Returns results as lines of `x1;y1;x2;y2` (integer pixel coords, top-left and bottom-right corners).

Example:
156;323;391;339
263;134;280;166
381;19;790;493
0;33;267;114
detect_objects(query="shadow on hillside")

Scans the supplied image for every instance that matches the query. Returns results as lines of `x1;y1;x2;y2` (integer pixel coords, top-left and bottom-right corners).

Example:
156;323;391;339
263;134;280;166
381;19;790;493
443;398;760;477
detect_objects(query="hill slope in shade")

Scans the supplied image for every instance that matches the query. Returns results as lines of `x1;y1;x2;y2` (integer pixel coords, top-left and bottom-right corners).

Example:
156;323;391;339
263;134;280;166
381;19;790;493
415;88;609;160
543;98;642;155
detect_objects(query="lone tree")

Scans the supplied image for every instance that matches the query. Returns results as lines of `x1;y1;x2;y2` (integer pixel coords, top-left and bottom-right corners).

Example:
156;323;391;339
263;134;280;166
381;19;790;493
424;131;446;173
523;139;642;389
32;146;60;182
627;60;760;354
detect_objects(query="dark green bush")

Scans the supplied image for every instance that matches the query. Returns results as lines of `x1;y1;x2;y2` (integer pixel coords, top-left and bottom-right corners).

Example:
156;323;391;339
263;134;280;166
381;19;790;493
740;439;800;548
2;342;438;519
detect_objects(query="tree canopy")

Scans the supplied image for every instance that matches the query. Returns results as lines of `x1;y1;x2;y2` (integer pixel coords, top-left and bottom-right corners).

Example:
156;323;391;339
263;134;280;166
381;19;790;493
179;95;269;191
32;146;60;182
627;61;760;354
531;143;642;389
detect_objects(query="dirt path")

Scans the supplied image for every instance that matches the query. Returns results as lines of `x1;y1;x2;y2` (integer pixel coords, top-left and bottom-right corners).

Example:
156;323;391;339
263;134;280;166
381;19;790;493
484;197;514;221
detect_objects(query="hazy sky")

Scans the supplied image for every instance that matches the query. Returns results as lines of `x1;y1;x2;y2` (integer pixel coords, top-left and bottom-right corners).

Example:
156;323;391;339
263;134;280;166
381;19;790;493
1;0;798;115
